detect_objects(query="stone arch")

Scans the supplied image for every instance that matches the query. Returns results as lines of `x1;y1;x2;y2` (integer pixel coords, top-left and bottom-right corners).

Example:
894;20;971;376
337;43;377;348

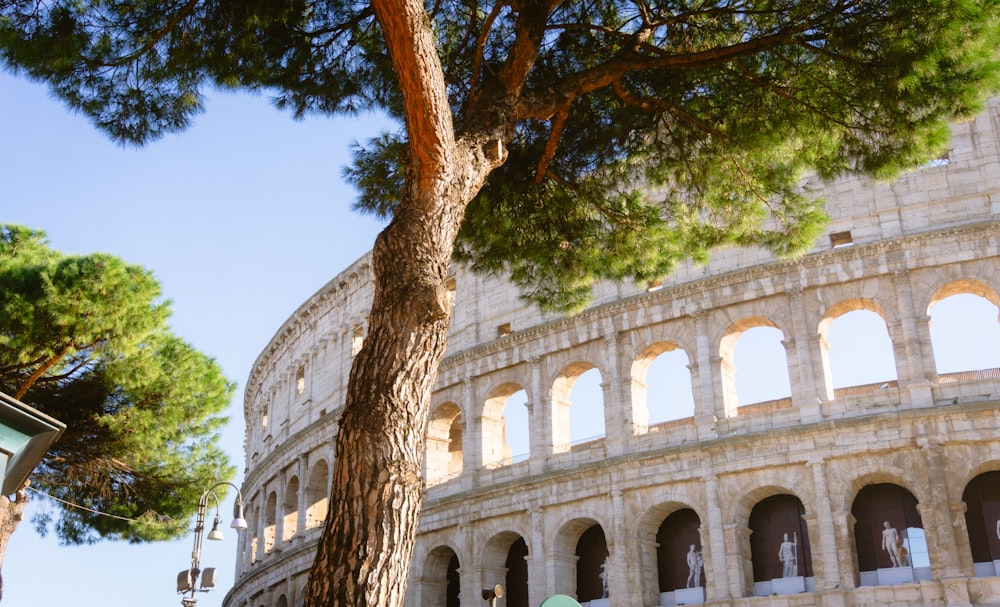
719;316;791;415
634;495;711;605
482;531;529;607
927;277;1000;308
926;280;1000;375
649;506;704;602
630;340;695;432
282;475;299;543
549;516;607;601
273;594;287;607
483;383;529;467
426;401;463;483
305;459;329;530
550;362;604;453
818;299;898;392
748;494;813;587
421;544;462;607
851;483;926;583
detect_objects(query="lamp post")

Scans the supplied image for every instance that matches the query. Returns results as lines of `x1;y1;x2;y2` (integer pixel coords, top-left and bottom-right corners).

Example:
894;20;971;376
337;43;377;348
177;481;248;607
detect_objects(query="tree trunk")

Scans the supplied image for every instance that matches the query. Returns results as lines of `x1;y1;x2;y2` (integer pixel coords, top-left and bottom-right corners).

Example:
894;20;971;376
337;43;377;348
0;488;29;602
302;0;530;603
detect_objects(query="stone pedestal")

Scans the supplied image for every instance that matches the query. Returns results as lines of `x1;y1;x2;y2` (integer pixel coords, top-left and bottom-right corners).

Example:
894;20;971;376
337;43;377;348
673;587;705;605
772;576;806;594
877;566;914;585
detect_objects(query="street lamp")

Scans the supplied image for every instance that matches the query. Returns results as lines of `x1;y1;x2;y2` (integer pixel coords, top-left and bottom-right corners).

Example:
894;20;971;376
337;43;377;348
176;481;248;607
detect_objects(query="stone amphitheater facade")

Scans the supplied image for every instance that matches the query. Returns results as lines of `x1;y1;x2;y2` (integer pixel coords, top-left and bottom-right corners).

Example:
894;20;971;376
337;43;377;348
224;100;1000;607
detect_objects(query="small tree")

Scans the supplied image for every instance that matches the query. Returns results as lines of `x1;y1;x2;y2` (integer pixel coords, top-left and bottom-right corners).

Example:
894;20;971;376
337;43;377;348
2;3;999;605
0;225;234;594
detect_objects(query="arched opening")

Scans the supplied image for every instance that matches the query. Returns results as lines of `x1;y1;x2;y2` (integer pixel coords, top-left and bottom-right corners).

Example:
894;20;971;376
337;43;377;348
748;494;813;595
656;508;703;597
426;402;463;483
505;536;529;607
482;532;529;607
852;483;928;586
722;321;791;415
576;524;610;604
483;384;529;467
503;390;530;463
447;553;461;607
930;292;1000;375
824;309;898;390
282;476;299;542
305;460;329;530
963;470;1000;577
633;343;695;431
422;545;461;607
551;363;604;452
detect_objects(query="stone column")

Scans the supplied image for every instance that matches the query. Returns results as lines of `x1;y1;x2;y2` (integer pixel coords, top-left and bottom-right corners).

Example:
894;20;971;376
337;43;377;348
891;270;935;406
917;440;965;579
296;455;308;538
274;475;285;552
528;357;550;475
703;475;731;600
807;457;843;589
602;331;629;457
527;506;548;605
786;289;830;421
608;489;641;604
463;375;480;491
691;312;720;439
729;523;752;598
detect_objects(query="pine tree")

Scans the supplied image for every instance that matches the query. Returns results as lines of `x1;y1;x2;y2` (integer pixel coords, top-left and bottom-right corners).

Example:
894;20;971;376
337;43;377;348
3;3;998;605
0;225;234;593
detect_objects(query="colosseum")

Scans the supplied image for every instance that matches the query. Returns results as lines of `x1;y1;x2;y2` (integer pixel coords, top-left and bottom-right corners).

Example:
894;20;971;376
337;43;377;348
224;99;1000;607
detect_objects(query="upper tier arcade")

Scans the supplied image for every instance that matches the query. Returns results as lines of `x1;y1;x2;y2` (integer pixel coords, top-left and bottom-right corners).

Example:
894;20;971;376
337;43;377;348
228;99;1000;607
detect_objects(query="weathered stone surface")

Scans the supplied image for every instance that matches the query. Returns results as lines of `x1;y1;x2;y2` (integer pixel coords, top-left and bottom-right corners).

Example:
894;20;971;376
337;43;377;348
226;99;1000;607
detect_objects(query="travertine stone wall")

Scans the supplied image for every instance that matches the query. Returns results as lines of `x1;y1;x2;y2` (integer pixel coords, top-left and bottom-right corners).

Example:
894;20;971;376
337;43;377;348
225;99;1000;607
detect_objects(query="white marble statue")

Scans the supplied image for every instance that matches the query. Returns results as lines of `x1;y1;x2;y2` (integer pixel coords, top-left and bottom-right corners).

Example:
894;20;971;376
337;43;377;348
881;521;904;567
685;544;703;588
778;532;798;578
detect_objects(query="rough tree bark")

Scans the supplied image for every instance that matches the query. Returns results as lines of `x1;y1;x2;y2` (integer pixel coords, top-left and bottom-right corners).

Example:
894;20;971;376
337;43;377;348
303;1;553;604
302;1;497;605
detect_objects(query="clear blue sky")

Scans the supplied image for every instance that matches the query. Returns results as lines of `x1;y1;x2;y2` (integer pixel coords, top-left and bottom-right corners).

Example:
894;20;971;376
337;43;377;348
1;68;390;607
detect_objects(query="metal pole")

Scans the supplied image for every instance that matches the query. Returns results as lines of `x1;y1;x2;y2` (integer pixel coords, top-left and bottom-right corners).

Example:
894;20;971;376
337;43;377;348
180;481;246;606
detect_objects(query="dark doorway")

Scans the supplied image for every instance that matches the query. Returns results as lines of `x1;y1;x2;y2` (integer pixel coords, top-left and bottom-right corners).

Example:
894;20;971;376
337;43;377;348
576;524;609;602
656;508;703;591
505;536;529;607
964;471;1000;563
748;494;813;581
851;483;923;571
447;553;460;607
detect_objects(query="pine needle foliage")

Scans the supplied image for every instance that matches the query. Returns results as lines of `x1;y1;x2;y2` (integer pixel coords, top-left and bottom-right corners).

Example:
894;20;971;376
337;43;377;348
0;225;234;544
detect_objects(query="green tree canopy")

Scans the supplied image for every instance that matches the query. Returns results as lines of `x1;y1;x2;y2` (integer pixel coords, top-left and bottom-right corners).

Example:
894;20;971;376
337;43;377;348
0;225;234;544
3;1;998;310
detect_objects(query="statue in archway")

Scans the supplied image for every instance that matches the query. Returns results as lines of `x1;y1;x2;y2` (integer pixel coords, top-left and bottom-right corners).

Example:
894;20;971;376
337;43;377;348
777;532;798;577
881;521;904;567
685;544;703;588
